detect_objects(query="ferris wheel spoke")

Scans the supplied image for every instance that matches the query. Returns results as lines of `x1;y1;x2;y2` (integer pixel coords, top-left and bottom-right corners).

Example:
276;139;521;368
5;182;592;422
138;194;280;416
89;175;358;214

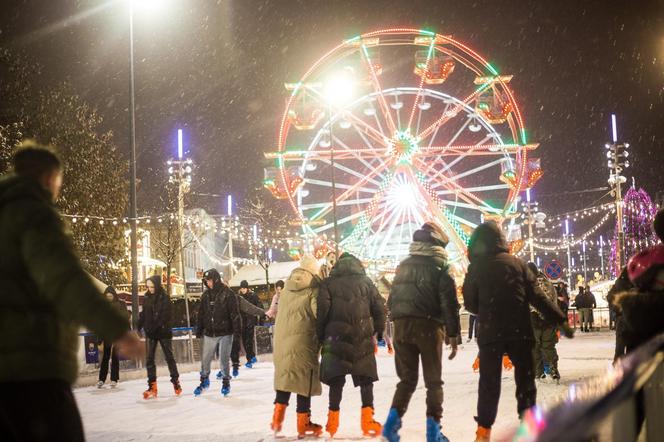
332;134;390;181
431;157;507;189
436;183;510;195
407;40;435;130
439;199;503;215
419;134;493;184
417;82;492;141
312;210;366;234
299;197;374;210
318;157;383;187
303;178;377;194
360;44;398;135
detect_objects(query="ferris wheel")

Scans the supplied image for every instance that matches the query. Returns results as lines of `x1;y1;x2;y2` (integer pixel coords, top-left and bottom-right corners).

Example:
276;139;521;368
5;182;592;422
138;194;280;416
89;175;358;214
264;28;542;268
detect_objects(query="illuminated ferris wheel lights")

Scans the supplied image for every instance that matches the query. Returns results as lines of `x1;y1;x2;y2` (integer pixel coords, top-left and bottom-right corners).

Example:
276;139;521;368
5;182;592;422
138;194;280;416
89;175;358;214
324;68;356;106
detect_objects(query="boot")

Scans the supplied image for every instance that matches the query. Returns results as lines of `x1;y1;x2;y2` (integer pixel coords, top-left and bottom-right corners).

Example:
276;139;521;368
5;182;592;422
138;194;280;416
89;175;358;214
325;409;339;437
361;407;381;436
142;381;157;399
296;412;322;439
194;376;210;396
550;365;561;381
472;356;480;373
475;425;491;442
387;344;394;355
221;378;231;396
271;403;288;433
173;380;182;396
381;408;402;442
425;417;450;442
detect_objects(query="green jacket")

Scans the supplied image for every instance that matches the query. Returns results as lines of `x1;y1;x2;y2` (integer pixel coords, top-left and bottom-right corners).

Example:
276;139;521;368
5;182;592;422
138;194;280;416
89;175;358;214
0;174;129;384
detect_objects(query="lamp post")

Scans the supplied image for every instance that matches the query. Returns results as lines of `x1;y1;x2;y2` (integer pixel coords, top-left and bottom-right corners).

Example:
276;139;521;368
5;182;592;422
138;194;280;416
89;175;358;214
564;218;573;289
128;1;139;330
599;235;605;278
226;195;235;280
167;128;194;362
606;113;629;272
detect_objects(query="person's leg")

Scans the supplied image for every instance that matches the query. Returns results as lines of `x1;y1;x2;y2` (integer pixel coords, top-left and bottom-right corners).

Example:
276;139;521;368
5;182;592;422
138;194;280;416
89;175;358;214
159;338;180;383
506;341;537;417
468;315;476;340
417;325;444;422
218;335;234;379
98;340;111;382
200;335;218;379
614;316;627;361
243;326;256;361
477;343;504;429
532;324;544;377
146;338;158;383
390;323;420;418
275;390;291;405
359;382;374;409
328;376;346;411
0;380;85;442
296;395;312;414
541;326;559;376
230;333;241;369
110;344;120;382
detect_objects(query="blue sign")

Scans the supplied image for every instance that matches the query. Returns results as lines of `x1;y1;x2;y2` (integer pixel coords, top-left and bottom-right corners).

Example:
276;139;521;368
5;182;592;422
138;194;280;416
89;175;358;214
545;260;563;280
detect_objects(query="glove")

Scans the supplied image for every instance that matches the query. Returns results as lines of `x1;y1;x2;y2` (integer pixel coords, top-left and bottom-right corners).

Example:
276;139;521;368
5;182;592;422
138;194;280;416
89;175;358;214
560;322;575;339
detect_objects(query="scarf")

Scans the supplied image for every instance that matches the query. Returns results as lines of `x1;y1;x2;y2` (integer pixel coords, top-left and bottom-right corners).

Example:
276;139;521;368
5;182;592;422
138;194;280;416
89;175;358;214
409;241;448;268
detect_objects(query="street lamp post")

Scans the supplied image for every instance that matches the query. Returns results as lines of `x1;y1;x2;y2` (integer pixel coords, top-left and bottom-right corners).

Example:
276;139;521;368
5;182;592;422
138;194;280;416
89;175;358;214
328;105;340;257
564;219;573;289
606;114;629;273
128;2;139;330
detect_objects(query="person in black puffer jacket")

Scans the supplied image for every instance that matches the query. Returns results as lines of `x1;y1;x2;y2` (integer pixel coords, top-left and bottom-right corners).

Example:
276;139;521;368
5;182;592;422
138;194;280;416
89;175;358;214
382;222;460;442
231;280;264;371
462;222;571;441
138;275;181;398
194;269;241;395
317;253;386;437
97;286;130;388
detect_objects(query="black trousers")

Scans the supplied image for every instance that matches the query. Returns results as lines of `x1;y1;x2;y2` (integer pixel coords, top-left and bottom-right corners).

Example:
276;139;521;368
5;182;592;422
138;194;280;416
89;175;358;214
614;316;627;362
275;390;311;413
531;321;559;375
477;340;536;428
327;376;374;411
391;318;444;421
146;338;179;383
231;326;256;366
98;340;119;382
0;380;84;442
468;314;477;339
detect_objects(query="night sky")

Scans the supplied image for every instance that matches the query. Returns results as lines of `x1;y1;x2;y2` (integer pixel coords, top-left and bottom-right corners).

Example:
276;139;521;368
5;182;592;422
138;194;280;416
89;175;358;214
2;0;663;218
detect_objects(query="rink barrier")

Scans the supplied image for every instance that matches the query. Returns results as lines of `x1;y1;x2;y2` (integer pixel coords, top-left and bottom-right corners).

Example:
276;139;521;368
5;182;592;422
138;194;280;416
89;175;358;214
516;332;664;442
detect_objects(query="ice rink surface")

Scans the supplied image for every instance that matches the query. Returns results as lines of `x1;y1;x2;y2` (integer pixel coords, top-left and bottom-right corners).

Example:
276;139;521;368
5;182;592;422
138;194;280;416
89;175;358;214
76;333;615;441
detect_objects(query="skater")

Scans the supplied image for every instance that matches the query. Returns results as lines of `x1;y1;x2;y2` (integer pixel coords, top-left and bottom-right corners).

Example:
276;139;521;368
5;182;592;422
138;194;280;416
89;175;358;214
527;263;561;381
138;275;182;399
555;282;570;320
575;286;595;332
266;279;284;319
319;251;336;279
230;280;263;374
382;222;461;442
468;313;478;342
462;222;572;442
0;142;143;441
195;269;241;396
376;275;394;354
317;253;386;438
270;257;323;438
97;286;129;388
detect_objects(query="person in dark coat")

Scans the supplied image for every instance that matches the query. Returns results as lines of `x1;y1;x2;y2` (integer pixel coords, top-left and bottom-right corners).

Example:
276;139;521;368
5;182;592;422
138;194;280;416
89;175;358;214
575;286;596;332
0;143;143;442
97;286;130;388
555;282;570;318
195;269;241;396
138;275;181;398
317;253;386;437
527;263;561;381
382;222;460;442
231;280;264;373
462;222;571;442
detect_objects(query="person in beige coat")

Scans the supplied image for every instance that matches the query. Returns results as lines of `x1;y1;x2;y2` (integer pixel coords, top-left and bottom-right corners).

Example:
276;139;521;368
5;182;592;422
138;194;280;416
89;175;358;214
270;256;324;438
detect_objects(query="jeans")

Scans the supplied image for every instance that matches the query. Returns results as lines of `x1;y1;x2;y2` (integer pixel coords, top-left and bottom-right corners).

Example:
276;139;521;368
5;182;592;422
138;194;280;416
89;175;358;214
477;340;536;428
0;380;84;442
146;338;179;383
579;308;593;330
468;314;477;339
328;376;374;411
98;340;119;382
231;326;256;367
390;318;444;421
275;390;311;413
200;335;233;380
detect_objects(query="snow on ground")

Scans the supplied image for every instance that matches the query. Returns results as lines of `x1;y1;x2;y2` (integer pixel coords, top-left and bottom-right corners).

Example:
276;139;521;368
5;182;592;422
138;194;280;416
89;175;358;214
76;333;615;442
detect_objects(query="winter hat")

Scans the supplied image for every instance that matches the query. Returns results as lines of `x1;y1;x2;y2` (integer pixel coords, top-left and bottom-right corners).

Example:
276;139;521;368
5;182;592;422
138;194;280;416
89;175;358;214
298;255;320;276
275;280;285;289
203;268;222;283
654;208;664;242
413;222;449;248
240;280;249;289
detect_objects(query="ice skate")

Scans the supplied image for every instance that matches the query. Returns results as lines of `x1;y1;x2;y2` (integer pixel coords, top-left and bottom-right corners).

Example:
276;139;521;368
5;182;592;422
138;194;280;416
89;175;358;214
142;381;157;399
361;406;381;437
270;403;287;434
194;376;210;396
325;409;339;437
382;408;401;442
296;412;322;439
232;366;239;377
173;380;182;396
221;379;231;396
425;417;449;442
475;425;491;442
216;370;222;380
110;381;117;388
96;381;104;389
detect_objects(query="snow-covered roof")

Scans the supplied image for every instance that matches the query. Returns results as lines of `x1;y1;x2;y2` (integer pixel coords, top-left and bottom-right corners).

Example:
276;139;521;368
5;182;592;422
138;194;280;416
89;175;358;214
228;261;301;287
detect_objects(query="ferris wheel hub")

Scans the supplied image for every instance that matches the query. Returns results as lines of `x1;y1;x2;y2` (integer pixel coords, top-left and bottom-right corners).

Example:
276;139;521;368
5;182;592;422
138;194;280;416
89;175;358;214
388;130;419;164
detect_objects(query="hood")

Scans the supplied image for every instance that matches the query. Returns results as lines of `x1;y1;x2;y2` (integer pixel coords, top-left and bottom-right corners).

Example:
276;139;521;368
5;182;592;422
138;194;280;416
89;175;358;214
412;225;448;248
409;241;448;267
203;268;224;289
468;222;509;260
146;275;166;296
0;174;52;207
329;252;366;277
104;286;119;301
285;268;319;292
